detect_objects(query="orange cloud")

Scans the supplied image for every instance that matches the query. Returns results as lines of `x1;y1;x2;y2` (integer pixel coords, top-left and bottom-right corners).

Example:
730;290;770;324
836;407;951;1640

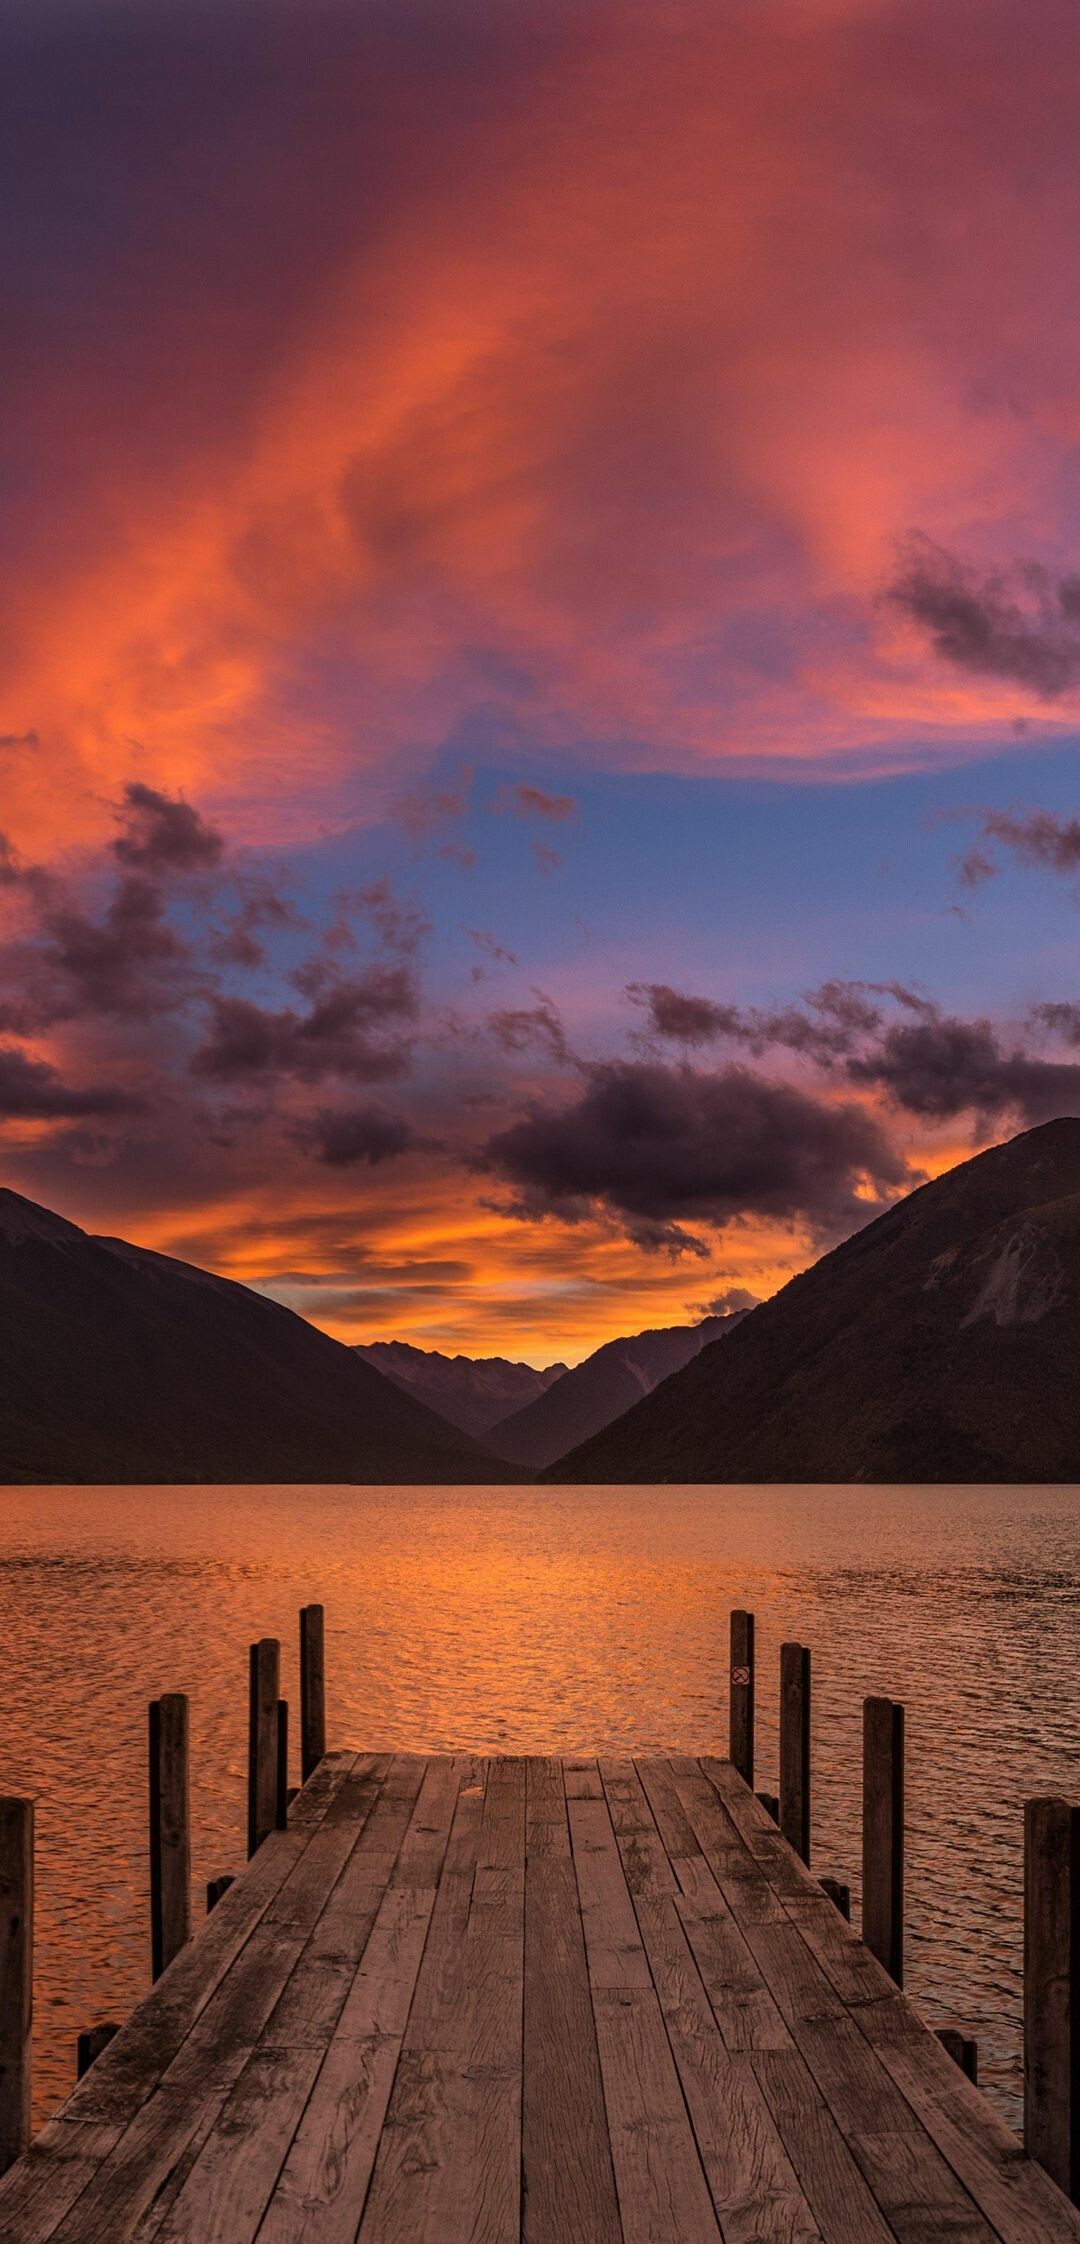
5;0;1080;865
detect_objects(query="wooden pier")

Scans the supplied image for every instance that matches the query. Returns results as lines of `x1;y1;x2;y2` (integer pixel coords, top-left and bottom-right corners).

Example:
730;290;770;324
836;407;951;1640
1;1612;1079;2240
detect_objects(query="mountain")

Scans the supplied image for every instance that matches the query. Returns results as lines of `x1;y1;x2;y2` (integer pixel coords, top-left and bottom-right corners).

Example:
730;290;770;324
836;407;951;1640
351;1339;566;1437
0;1189;508;1483
486;1311;749;1469
552;1119;1080;1484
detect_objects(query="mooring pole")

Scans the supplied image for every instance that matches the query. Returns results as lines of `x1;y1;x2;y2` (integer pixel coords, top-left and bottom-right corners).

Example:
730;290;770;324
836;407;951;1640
149;1694;191;1981
729;1609;755;1788
276;1699;290;1831
248;1638;280;1856
863;1696;904;1985
779;1642;811;1865
1025;1795;1080;2200
300;1603;326;1784
0;1796;32;2177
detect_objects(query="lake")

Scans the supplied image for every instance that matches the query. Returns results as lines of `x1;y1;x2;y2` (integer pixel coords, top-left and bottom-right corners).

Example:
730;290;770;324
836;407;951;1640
0;1479;1077;2132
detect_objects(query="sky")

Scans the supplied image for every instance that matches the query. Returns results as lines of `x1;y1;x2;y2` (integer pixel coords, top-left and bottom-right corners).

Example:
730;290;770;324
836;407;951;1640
4;0;1080;1364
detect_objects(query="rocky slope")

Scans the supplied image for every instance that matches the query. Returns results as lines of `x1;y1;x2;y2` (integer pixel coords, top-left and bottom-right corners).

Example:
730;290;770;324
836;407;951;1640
487;1310;747;1469
0;1190;505;1483
553;1120;1080;1483
352;1339;566;1437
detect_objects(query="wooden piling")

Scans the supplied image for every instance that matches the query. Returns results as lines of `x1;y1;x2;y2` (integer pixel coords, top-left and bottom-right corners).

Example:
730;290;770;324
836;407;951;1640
299;1603;326;1784
149;1694;190;1981
76;2023;119;2080
779;1642;811;1865
276;1699;289;1830
820;1876;851;1920
757;1791;779;1823
729;1609;755;1788
936;2028;978;2084
0;1797;32;2177
1024;1795;1080;2200
863;1696;904;1986
206;1874;235;1912
248;1637;280;1857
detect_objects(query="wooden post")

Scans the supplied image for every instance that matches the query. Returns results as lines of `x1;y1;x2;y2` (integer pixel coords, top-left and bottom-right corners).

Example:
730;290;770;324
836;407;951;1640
300;1604;326;1784
820;1876;851;1920
936;2028;978;2084
0;1797;32;2176
863;1696;904;1986
206;1874;235;1912
1025;1796;1080;2199
779;1642;811;1865
248;1638;280;1857
76;2022;120;2080
149;1695;190;1982
729;1609;754;1788
276;1700;289;1830
757;1791;779;1823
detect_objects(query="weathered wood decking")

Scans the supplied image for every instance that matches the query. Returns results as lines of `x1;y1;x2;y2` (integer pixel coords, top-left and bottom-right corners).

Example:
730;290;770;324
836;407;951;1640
1;1751;1078;2244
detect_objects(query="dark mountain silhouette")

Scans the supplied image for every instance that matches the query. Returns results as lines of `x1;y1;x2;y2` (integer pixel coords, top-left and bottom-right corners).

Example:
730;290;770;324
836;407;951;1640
487;1310;749;1469
0;1189;506;1483
351;1339;566;1437
552;1119;1080;1483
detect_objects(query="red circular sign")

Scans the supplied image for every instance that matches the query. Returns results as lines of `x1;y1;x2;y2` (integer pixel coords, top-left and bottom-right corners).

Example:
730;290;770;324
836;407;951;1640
731;1665;751;1687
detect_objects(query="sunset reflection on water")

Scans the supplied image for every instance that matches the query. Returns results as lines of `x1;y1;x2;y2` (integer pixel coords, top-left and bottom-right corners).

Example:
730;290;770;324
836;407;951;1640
0;1479;1077;2129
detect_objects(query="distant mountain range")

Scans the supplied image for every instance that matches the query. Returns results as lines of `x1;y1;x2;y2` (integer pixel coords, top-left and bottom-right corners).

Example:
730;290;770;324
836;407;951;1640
0;1190;503;1484
554;1118;1080;1483
352;1339;566;1437
484;1311;749;1468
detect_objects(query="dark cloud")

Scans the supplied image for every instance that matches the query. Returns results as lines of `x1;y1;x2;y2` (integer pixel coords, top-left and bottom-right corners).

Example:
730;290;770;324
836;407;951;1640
483;1059;908;1248
627;982;742;1045
38;876;192;1020
465;927;519;975
628;976;930;1064
888;535;1080;696
488;1000;570;1062
392;770;472;841
497;782;576;821
0;1047;137;1119
112;782;225;874
291;1104;416;1167
958;807;1080;892
0;732;37;751
849;1013;1080;1125
191;962;417;1083
696;1286;761;1315
209;881;302;970
1030;1001;1080;1045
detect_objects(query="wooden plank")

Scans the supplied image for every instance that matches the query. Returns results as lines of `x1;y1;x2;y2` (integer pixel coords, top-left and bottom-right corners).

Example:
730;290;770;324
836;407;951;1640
0;1757;361;2238
149;1696;191;1981
0;1795;33;2176
730;1610;755;1789
571;1769;720;2243
1026;1795;1080;2202
522;1758;622;2244
249;1638;281;1857
779;1645;811;1867
865;2021;1080;2244
149;2047;323;2243
300;1604;327;1784
37;1761;384;2244
164;1762;460;2244
604;1762;824;2244
752;2047;899;2244
357;1760;521;2243
863;1698;904;1987
76;2027;120;2081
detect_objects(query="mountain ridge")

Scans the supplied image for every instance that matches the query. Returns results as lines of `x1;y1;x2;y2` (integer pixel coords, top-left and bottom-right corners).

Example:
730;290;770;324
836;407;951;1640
0;1187;508;1484
550;1119;1080;1483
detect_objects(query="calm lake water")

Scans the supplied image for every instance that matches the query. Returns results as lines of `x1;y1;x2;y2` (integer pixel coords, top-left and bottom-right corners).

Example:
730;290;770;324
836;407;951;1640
0;1479;1078;2131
